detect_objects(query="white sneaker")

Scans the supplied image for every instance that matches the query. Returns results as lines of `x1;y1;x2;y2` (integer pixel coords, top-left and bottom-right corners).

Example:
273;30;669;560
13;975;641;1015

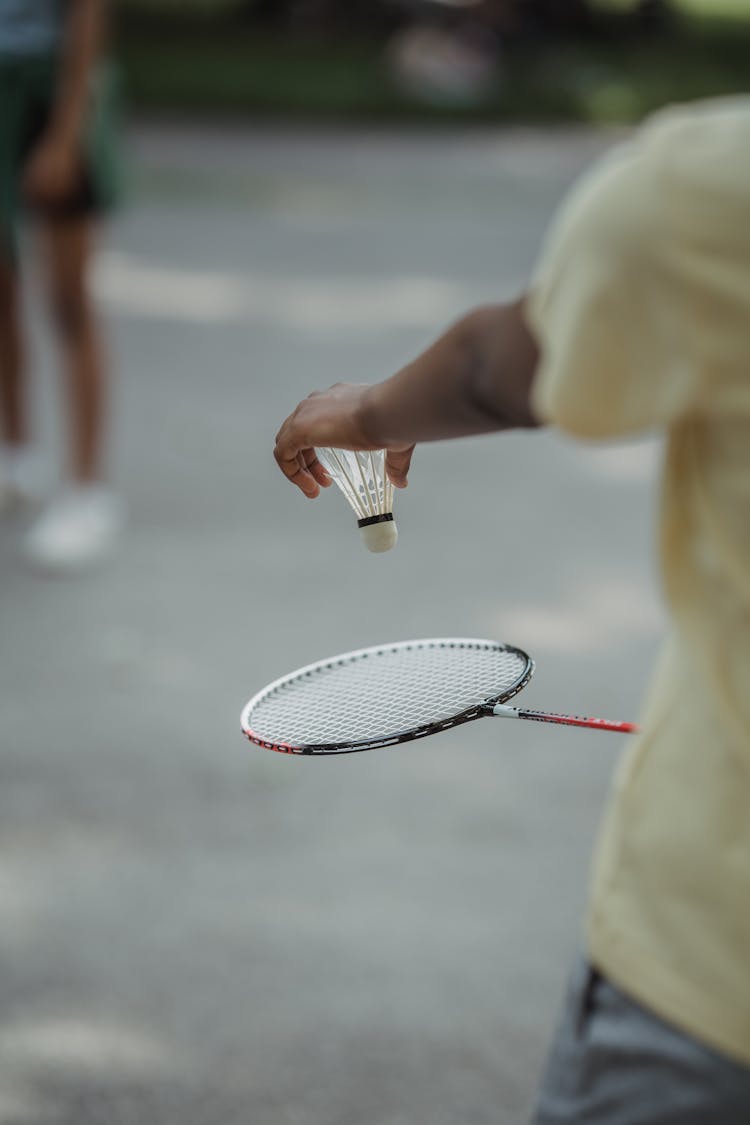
25;485;124;572
0;445;48;511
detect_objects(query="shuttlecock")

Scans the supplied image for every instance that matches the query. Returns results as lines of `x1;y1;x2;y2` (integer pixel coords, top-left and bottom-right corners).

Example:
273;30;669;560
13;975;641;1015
317;448;398;553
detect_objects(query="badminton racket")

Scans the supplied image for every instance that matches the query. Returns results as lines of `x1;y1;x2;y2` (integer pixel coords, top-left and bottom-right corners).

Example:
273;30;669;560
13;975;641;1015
241;638;638;756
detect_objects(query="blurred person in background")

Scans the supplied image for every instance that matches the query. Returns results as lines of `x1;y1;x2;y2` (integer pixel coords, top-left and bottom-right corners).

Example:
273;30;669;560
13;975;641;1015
0;0;122;570
274;97;750;1122
386;0;510;106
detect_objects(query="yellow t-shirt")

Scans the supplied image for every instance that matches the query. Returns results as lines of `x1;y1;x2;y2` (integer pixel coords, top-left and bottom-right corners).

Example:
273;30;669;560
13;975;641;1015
527;97;750;1066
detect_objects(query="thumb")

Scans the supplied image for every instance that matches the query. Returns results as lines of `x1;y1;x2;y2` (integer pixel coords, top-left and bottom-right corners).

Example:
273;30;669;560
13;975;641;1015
386;445;415;489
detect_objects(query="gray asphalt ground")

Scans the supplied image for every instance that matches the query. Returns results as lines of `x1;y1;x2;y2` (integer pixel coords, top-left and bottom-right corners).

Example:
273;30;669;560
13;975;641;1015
0;123;665;1125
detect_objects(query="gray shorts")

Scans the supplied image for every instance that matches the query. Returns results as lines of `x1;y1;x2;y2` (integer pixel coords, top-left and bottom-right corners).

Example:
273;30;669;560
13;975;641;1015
530;957;750;1125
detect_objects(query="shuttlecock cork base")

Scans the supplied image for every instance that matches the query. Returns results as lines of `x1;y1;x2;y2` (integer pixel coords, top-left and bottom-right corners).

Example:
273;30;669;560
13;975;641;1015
317;447;398;553
358;513;398;553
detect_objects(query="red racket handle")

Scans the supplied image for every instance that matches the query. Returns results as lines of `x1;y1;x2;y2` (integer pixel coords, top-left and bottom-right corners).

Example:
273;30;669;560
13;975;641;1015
492;703;638;735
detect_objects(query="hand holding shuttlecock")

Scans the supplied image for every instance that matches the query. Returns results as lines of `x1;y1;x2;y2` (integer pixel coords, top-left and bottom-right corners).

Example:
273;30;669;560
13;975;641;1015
273;383;413;553
316;447;397;553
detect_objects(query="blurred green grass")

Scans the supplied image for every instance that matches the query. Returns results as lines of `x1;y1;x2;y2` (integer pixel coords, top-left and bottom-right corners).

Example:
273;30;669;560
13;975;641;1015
116;6;750;124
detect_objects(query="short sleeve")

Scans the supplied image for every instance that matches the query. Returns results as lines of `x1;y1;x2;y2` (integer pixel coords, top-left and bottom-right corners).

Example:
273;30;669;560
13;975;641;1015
527;107;720;440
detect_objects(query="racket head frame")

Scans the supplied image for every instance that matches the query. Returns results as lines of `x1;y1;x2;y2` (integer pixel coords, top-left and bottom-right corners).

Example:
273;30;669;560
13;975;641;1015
241;638;535;756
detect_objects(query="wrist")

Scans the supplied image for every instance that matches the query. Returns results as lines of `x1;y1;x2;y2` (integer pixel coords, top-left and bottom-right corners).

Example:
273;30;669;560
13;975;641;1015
355;385;384;448
54;119;82;145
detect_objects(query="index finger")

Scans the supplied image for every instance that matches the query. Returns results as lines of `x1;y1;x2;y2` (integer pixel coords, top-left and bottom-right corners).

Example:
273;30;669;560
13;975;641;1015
273;442;321;499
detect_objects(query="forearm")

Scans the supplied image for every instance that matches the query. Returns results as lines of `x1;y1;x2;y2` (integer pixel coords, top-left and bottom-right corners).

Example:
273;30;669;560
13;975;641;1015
273;294;542;497
49;0;107;143
359;296;541;447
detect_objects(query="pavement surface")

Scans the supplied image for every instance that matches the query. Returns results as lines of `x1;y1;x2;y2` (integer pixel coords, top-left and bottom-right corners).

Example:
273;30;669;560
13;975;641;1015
0;123;664;1125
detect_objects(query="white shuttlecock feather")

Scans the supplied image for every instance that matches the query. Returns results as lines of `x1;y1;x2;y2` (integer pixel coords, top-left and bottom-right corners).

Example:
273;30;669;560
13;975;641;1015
316;448;398;553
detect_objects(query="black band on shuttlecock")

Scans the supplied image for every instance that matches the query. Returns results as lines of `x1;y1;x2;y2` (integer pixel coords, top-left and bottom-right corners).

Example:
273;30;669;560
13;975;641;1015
357;513;394;528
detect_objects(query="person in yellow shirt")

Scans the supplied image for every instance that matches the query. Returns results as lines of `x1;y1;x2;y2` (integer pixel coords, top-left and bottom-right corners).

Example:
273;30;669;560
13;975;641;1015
272;97;750;1122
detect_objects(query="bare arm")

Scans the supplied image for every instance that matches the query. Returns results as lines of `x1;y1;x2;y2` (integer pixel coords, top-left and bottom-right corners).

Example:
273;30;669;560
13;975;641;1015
51;0;107;144
274;295;542;498
24;0;107;203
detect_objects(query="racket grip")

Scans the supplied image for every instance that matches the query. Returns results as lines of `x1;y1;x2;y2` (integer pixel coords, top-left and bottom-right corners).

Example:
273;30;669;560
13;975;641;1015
492;703;638;735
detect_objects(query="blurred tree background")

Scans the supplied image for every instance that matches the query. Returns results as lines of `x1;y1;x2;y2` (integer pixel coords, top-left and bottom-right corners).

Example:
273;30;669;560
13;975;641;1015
115;0;749;122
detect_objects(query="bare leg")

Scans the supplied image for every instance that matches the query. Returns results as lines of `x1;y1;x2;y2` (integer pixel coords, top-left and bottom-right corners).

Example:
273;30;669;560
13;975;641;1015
0;260;27;446
39;217;106;483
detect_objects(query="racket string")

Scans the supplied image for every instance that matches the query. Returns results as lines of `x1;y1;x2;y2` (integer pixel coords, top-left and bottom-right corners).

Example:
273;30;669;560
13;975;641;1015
245;640;530;749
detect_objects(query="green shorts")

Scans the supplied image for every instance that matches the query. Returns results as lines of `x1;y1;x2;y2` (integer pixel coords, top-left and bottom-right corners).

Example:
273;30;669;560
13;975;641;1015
0;53;123;260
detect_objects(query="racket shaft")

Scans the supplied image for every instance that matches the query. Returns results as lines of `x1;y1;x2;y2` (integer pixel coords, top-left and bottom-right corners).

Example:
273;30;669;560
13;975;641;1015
492;703;638;734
